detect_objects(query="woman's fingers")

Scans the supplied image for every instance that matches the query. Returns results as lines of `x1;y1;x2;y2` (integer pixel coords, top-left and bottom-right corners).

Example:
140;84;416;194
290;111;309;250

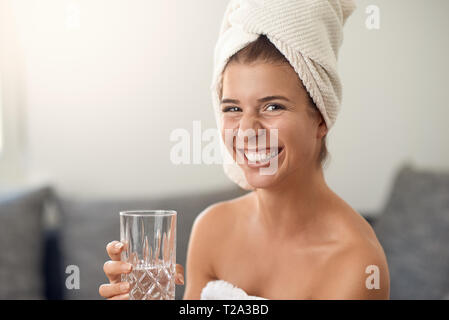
99;282;130;299
106;240;125;261
104;239;184;289
103;260;133;283
108;293;130;300
175;264;185;285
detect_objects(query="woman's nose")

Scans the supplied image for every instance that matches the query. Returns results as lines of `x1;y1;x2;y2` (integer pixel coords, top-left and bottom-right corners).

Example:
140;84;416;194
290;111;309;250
238;113;263;132
237;114;263;147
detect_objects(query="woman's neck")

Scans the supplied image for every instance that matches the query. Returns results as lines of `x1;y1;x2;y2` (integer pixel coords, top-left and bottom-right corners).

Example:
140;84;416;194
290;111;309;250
252;165;333;241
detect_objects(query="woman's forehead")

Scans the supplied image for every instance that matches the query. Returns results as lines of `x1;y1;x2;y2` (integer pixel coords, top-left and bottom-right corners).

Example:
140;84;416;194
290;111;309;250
222;62;307;101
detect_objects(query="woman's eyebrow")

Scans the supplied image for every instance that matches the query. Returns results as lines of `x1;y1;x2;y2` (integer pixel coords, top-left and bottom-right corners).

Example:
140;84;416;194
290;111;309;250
220;95;291;104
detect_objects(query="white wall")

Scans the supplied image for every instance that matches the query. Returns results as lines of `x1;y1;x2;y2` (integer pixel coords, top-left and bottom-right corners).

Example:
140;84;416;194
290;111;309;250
0;0;29;188
1;0;448;214
327;0;449;212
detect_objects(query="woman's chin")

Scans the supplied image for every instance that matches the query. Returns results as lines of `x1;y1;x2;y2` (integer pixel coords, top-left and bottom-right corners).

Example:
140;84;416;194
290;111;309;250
243;171;280;189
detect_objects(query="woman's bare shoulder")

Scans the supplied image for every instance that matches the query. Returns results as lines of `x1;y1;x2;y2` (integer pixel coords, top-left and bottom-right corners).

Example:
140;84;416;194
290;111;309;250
194;191;254;229
315;232;390;299
323;191;381;248
314;199;390;299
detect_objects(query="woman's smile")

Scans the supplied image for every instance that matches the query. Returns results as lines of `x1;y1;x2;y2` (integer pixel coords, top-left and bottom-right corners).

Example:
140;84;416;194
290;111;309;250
236;146;285;168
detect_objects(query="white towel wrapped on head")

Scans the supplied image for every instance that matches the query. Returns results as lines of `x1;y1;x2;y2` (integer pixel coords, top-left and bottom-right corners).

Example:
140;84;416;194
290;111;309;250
211;0;356;190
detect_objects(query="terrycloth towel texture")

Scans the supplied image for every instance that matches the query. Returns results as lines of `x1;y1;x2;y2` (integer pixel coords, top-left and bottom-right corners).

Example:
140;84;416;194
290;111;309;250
201;280;268;300
211;0;356;190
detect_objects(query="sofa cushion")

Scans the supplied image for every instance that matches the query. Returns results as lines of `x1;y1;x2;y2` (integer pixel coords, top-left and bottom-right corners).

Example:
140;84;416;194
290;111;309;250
0;186;51;299
58;186;248;300
373;165;449;299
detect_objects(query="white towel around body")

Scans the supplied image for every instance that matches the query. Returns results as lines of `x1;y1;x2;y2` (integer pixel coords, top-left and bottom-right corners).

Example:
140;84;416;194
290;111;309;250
200;280;268;300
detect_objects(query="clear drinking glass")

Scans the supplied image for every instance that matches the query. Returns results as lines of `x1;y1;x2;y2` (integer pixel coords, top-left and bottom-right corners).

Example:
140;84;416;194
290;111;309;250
120;210;177;300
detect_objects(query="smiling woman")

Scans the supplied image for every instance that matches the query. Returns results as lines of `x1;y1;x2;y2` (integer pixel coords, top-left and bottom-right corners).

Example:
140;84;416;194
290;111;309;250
99;0;390;301
219;35;329;169
181;0;390;300
219;57;327;189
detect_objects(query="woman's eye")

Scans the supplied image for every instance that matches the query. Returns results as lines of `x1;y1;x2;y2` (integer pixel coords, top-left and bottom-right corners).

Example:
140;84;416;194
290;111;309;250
222;106;241;112
265;104;285;111
221;104;284;113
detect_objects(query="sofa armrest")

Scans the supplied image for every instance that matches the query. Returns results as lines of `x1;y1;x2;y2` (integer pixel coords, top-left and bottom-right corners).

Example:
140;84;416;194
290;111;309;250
43;228;65;300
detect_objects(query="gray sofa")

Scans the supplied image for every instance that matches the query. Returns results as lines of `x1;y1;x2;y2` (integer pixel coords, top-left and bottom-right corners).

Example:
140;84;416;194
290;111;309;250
371;165;449;299
0;163;448;299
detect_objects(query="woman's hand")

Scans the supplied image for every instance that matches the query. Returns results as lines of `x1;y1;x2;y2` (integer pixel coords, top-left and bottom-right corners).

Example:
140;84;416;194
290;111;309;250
99;240;185;300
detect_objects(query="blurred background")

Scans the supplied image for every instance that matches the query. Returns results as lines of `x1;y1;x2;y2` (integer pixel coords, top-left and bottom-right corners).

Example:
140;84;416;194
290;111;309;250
0;0;448;300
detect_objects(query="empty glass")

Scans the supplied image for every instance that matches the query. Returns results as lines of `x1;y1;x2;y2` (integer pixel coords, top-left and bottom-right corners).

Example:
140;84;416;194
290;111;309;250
120;210;177;300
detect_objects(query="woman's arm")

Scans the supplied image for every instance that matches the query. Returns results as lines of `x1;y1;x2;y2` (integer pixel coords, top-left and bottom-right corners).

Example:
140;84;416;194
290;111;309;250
182;203;225;299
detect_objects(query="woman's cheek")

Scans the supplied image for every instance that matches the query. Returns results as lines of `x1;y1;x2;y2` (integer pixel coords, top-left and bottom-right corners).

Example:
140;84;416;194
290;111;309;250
221;127;236;154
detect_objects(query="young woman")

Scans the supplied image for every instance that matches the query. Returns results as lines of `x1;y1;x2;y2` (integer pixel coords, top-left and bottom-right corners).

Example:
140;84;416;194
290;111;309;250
99;0;390;300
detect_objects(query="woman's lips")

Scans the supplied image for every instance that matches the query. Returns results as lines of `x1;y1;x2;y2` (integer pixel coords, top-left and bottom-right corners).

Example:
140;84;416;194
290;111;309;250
236;147;284;168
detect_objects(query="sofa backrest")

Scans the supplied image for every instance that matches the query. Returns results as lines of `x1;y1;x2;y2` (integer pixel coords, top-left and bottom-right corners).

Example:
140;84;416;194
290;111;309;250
0;186;51;299
373;165;449;299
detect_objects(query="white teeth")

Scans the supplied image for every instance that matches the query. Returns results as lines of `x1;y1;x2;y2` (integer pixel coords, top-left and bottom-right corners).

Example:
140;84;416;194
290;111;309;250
245;149;279;163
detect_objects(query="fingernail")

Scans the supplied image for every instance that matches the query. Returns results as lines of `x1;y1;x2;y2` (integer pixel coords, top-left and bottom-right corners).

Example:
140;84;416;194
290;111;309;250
178;274;184;285
115;242;123;249
120;282;130;292
123;263;132;272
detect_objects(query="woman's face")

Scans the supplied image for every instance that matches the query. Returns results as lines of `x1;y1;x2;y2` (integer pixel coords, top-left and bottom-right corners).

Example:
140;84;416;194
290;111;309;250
220;61;326;189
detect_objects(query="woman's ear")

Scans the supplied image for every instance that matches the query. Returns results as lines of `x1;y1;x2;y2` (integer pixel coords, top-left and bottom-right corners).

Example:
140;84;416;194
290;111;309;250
316;113;328;139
